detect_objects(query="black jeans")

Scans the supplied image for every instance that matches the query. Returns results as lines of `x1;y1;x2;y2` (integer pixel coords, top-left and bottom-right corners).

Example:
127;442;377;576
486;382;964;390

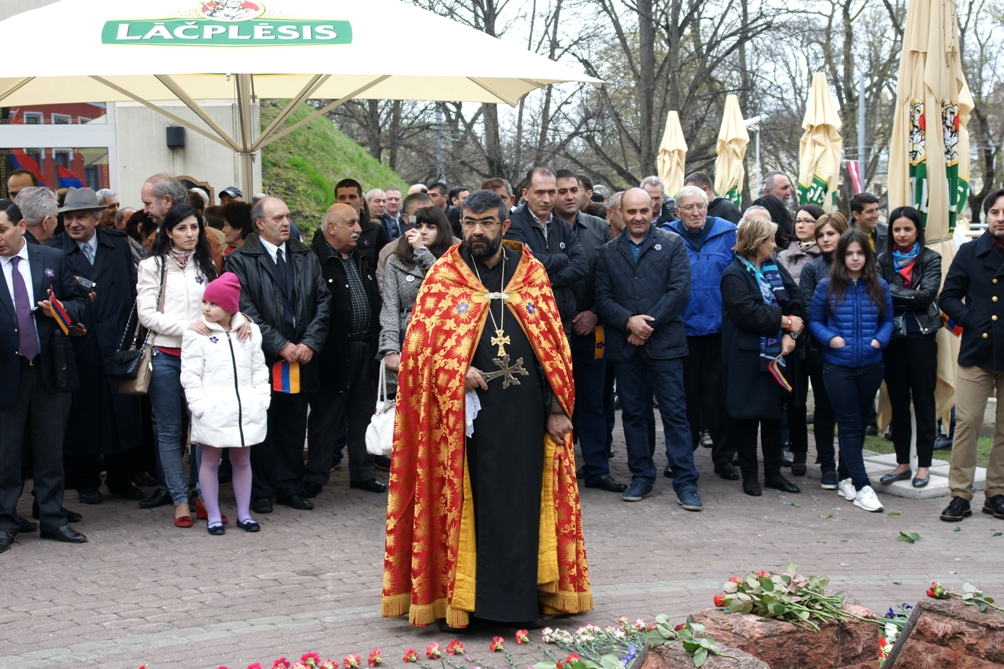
251;392;310;499
682;333;734;467
824;362;884;490
884;336;938;467
808;361;837;473
571;332;609;485
784;361;809;455
734;418;783;481
306;340;377;485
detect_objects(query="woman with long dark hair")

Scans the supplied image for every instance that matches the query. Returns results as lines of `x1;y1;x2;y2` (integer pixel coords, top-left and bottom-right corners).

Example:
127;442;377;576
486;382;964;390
137;204;218;527
379;206;455;375
809;228;894;513
876;206;942;488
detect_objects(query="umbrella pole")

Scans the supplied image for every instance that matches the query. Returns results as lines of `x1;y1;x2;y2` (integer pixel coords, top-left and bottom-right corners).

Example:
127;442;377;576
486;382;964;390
236;74;257;200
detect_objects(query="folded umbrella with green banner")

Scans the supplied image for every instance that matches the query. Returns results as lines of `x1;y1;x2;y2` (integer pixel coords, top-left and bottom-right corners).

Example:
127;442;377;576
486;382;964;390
657;111;687;199
797;73;842;209
714;94;749;208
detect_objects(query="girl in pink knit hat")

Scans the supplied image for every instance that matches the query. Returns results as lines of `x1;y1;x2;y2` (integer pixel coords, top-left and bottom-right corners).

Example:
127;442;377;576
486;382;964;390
180;272;270;534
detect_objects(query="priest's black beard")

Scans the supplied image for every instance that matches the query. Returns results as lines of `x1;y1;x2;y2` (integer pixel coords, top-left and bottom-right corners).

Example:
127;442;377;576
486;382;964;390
469;233;502;259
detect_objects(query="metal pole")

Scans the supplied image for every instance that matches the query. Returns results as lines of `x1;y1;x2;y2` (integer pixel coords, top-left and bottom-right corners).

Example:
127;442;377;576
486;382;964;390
755;127;761;196
858;76;866;192
435;103;445;182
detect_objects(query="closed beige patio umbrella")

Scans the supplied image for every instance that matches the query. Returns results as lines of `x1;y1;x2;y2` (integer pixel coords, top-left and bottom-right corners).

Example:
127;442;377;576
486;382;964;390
657;111;687;198
714;95;749;208
887;0;974;421
797;73;842;209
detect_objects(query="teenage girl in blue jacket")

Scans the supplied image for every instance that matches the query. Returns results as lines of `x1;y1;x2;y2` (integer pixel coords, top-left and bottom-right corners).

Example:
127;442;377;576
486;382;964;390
809;228;894;513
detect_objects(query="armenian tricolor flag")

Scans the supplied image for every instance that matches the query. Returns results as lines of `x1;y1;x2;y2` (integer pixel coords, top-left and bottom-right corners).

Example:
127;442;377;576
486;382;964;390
271;360;300;393
56;165;84;189
47;286;71;335
942;311;963;336
768;355;793;393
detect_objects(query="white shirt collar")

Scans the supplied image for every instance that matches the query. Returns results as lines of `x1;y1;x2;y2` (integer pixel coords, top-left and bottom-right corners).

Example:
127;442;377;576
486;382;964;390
530;209;551;228
1;238;29;267
258;237;286;262
77;232;98;254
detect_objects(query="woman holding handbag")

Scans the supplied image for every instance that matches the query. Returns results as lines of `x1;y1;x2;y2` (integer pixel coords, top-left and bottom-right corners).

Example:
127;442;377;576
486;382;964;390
876;206;942;488
137;204;219;527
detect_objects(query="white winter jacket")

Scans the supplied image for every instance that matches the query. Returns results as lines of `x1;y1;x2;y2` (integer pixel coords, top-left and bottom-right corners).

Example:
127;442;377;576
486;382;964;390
180;313;271;448
137;255;211;349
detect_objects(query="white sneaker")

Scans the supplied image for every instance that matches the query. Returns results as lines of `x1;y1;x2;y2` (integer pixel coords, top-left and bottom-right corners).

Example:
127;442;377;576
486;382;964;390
853;485;884;512
838;478;855;500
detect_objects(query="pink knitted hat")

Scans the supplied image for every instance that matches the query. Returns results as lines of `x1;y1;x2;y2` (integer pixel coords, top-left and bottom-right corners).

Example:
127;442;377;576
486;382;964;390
202;272;241;314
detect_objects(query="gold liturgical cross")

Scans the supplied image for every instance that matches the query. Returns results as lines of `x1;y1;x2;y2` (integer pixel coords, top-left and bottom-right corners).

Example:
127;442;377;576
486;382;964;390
482;354;529;389
491;329;511;356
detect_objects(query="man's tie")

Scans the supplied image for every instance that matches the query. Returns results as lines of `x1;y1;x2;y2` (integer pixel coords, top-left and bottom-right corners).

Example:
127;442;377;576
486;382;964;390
82;242;95;265
10;257;40;361
275;247;286;278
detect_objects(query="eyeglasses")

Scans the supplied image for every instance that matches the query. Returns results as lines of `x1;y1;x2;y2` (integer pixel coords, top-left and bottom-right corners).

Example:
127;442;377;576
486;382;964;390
678;203;708;213
461;218;502;229
795;218;816;225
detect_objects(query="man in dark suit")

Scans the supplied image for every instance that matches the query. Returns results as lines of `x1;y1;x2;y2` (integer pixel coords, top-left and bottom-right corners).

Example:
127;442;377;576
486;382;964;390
335;178;389;270
850;192;888;253
47;188;145;505
227;196;331;513
0;203;87;553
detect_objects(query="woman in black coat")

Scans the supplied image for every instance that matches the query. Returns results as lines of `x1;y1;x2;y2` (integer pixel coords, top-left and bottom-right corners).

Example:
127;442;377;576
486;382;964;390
721;216;806;496
876;206;942;488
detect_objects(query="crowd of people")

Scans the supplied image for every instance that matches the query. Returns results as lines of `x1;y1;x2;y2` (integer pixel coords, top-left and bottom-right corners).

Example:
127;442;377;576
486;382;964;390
2;161;1003;560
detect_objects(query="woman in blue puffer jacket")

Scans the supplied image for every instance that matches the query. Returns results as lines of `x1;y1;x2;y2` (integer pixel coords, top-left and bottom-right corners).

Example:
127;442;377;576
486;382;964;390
810;228;894;514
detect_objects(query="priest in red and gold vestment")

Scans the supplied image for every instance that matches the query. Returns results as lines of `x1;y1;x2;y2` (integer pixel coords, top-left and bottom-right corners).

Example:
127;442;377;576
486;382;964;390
381;189;592;629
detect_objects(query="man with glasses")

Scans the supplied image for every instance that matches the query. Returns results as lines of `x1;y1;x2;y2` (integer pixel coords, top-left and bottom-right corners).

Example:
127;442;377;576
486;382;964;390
666;186;739;481
382;189;591;629
95;190;120;228
683;171;742;224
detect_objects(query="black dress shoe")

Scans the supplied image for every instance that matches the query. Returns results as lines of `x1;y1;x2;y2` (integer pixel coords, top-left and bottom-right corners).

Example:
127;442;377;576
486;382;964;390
302;482;323;499
585;474;628;492
663;466;677;479
277;494;315;510
40;525;87;543
134;471;160;487
880;469;912;484
0;531;13;554
350;479;387;493
791;453;807;477
252;497;273;514
78;489;103;505
865;425;879;437
39;503;83;523
940;496;971;522
207;523;225;536
374;455;392;471
934;435;954;450
236;518;261;532
780;451;794;467
765;476;800;493
983;494;1004;520
139;488;173;509
742;479;762;496
17;517;38;533
714;463;740;481
912;474;930;488
108;481;146;501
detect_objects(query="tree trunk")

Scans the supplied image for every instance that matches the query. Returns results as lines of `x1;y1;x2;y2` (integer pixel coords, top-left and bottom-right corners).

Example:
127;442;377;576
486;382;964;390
638;0;657;176
366;100;382;161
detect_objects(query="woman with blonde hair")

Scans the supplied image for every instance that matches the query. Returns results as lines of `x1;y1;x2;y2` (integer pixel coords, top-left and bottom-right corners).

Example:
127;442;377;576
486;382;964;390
720;216;805;496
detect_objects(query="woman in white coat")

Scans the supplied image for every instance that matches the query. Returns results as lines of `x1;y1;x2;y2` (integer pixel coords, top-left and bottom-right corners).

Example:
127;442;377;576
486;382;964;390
181;273;269;534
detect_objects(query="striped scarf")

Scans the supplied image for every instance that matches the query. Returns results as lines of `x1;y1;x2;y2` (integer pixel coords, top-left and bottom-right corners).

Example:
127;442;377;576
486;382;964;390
740;255;791;389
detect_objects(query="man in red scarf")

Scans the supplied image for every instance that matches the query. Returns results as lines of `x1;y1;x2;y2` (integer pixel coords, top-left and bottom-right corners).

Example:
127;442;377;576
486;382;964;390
381;190;592;629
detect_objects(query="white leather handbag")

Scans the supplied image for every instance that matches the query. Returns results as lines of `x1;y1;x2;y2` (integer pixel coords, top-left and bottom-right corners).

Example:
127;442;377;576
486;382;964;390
366;362;396;457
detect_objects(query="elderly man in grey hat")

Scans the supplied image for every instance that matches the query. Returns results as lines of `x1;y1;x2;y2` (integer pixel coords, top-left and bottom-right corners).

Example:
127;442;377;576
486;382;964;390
47;188;145;505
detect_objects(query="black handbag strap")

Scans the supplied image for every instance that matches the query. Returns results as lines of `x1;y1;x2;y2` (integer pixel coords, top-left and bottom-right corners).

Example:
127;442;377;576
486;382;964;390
121;257;167;351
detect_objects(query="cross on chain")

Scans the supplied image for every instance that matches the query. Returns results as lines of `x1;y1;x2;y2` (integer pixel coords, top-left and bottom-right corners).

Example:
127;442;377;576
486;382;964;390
482;354;529;389
491;329;511;356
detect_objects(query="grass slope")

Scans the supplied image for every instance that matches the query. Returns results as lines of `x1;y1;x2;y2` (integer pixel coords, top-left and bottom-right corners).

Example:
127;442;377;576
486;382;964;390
261;100;407;237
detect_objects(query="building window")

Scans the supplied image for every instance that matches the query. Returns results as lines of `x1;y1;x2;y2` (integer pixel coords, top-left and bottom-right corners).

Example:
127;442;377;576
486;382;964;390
23;112;43;125
52;113;71;125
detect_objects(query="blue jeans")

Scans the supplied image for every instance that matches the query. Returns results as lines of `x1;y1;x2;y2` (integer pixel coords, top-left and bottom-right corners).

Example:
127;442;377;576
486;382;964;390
823;362;884;490
148;351;191;506
614;352;698;492
570;332;609;485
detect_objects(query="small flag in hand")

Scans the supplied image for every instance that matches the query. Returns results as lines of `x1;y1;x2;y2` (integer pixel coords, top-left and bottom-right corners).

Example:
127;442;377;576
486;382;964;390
272;360;300;393
942;311;963;336
48;285;71;335
768;355;793;392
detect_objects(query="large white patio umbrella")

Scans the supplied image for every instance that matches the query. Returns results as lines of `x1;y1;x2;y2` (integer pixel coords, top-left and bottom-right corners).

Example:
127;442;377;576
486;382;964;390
714;95;749;208
656;111;687;198
797;73;842;210
0;0;601;195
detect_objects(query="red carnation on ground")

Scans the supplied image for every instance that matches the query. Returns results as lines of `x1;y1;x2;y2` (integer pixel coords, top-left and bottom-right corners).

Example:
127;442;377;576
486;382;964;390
714;593;727;607
515;629;529;644
301;653;322;668
402;649;419;663
565;654;580;664
926;582;946;599
756;571;769;578
674;623;686;631
248;664;264;669
489;636;505;652
555;663;565;669
368;650;383;667
446;641;465;656
274;660;292;669
343;654;361;669
426;643;442;660
728;576;743;584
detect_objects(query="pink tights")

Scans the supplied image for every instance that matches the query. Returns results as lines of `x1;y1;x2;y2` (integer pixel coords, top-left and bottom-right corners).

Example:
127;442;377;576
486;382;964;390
199;445;253;527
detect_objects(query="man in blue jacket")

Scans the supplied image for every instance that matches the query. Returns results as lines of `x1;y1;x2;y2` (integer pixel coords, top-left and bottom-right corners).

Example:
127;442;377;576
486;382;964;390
668;186;739;481
595;188;701;509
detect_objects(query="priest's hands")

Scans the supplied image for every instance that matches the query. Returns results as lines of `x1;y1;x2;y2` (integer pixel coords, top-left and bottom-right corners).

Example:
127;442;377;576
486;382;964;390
547;413;573;443
465;365;488;391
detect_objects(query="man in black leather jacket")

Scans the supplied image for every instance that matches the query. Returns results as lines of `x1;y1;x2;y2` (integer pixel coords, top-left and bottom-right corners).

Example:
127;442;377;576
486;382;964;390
226;196;331;513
